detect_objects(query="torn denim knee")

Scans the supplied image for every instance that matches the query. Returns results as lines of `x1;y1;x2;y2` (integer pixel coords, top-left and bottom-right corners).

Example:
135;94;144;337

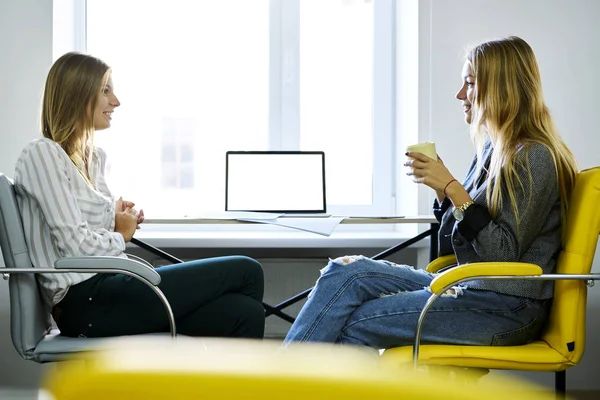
329;255;368;266
379;289;410;298
424;284;468;298
319;255;369;275
308;256;368;299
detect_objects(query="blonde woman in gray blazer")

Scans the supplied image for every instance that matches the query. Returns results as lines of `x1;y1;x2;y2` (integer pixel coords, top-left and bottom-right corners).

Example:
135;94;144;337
284;36;578;349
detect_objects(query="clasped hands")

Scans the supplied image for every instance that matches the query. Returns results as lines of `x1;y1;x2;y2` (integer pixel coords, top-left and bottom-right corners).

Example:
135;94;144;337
114;197;144;242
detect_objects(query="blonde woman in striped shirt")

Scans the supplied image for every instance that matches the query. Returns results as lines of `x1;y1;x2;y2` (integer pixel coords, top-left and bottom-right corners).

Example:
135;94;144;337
14;52;265;339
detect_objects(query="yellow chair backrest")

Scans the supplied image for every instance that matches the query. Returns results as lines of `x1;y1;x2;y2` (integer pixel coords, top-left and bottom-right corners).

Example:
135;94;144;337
541;167;600;364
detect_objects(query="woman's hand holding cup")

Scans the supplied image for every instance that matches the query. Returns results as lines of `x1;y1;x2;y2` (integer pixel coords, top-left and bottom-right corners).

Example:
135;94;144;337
405;142;457;194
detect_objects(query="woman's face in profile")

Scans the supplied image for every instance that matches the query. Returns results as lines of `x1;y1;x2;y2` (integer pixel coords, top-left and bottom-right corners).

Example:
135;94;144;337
93;74;120;131
455;61;475;125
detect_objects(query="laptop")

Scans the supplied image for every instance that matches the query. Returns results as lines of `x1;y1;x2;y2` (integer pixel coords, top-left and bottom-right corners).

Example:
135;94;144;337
225;151;329;217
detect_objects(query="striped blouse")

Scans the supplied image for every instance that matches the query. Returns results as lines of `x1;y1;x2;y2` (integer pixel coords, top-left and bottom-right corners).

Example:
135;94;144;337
14;138;126;309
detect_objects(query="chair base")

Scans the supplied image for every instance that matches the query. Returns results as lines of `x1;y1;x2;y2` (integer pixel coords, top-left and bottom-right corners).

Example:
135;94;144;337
555;370;566;400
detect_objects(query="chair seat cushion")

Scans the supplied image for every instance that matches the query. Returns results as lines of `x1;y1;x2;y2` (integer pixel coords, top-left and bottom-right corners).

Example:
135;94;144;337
381;341;574;372
32;329;177;363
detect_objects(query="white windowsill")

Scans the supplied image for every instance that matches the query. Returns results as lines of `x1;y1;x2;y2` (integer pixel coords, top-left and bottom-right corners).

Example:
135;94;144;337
131;227;431;249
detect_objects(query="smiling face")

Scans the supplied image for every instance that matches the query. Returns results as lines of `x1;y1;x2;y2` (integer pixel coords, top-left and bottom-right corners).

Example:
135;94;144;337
455;61;475;125
93;73;120;131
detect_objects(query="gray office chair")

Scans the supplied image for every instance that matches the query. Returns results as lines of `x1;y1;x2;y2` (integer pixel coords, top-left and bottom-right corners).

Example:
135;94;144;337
0;173;176;363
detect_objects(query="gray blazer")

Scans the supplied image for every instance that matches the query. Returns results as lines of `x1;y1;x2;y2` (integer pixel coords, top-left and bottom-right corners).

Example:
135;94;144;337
434;141;562;299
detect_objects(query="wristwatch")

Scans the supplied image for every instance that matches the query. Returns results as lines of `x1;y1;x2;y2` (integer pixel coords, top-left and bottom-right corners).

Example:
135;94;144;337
452;200;475;221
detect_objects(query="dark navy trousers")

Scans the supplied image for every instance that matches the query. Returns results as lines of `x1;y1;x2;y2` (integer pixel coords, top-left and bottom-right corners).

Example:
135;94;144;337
53;255;265;339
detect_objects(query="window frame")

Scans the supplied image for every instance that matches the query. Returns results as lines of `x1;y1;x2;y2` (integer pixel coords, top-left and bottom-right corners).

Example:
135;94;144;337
56;0;409;225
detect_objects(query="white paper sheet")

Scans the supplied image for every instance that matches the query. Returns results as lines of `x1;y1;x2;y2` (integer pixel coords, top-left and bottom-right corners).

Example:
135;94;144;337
237;217;345;236
190;211;283;220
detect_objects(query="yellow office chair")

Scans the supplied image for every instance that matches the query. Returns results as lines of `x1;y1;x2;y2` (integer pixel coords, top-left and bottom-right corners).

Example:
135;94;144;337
382;167;600;397
43;337;559;399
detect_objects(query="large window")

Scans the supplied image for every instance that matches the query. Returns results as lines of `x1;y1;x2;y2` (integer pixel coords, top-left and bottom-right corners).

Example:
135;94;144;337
77;0;398;218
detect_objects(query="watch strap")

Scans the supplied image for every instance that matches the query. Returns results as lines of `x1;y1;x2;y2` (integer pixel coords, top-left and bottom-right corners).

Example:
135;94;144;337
456;200;475;213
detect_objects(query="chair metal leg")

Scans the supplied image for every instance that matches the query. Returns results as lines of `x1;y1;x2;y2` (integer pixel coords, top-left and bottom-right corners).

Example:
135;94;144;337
262;303;296;323
555;370;566;400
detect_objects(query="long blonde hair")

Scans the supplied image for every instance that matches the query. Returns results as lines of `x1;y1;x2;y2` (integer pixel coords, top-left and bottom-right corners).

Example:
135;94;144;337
42;52;110;186
467;36;578;228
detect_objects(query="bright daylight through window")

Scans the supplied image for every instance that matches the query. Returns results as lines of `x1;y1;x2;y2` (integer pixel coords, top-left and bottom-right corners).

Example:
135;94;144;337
84;0;396;218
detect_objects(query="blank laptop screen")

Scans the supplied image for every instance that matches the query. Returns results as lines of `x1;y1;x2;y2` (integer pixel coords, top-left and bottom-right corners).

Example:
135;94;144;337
226;151;326;213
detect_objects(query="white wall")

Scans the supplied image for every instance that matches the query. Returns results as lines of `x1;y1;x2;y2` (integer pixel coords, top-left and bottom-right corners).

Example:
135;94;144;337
421;0;599;181
0;0;52;174
419;0;600;390
0;0;53;388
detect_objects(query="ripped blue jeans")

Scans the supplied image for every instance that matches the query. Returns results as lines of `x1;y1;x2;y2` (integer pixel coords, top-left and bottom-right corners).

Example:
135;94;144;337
283;256;550;349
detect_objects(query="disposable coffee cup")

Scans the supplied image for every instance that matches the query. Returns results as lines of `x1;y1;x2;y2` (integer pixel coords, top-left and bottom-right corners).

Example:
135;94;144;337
406;142;437;160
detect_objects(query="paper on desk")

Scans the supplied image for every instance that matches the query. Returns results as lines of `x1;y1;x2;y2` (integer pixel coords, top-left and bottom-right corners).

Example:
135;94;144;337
237;217;345;237
192;211;283;220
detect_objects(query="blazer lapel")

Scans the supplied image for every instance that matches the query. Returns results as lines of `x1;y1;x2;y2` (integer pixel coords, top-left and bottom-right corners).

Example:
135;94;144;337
471;143;493;197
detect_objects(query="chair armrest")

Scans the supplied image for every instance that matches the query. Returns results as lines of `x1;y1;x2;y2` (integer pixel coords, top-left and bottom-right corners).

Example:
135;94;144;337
429;262;543;294
426;254;457;273
54;256;161;285
125;253;155;269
